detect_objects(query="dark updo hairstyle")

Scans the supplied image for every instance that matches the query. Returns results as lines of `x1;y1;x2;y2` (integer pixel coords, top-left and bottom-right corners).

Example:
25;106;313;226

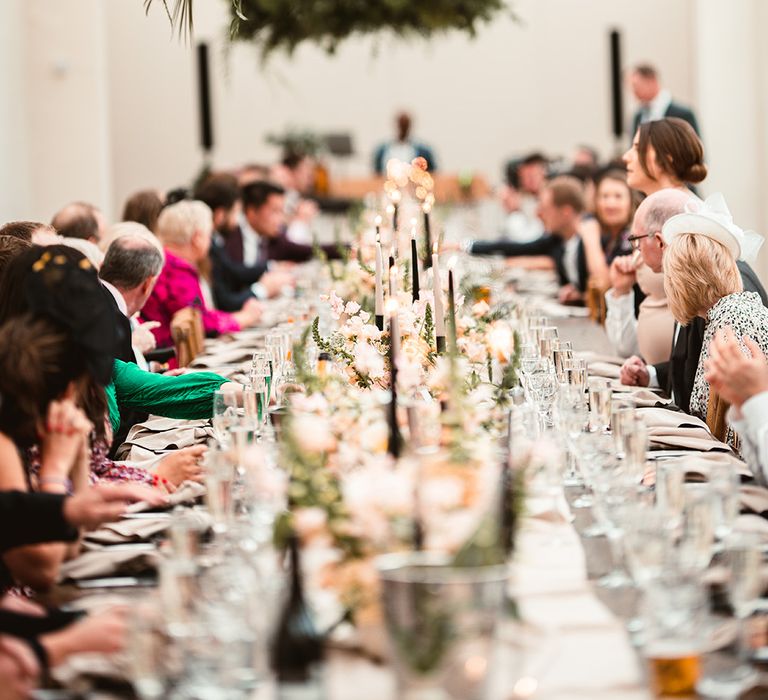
636;117;707;185
122;190;165;233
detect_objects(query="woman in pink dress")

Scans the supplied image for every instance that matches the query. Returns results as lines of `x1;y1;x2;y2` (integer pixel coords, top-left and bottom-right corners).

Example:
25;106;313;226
141;200;262;347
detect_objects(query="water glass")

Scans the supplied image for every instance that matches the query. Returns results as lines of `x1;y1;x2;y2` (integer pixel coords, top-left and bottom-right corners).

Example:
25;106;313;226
708;463;739;541
205;441;236;536
619;416;648;483
212;389;239;445
677;484;715;575
251;351;272;402
538;326;559;361
655;460;686;518
265;332;286;379
552;339;573;380
587;377;612;433
376;552;508;700
610;397;635;456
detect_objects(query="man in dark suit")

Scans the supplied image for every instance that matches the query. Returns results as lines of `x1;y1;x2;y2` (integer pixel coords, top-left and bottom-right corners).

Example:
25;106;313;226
228;180;345;270
195;174;293;312
619;192;767;413
469;176;588;303
630;64;699;138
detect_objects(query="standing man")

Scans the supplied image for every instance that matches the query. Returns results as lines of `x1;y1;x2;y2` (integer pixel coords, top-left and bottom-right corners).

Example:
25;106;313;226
629;64;699;137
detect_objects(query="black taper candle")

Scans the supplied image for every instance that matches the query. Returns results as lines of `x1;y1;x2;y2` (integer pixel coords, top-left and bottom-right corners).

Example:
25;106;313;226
387;327;402;459
393;203;399;234
410;237;420;302
375;315;384;331
423;208;432;269
447;269;458;353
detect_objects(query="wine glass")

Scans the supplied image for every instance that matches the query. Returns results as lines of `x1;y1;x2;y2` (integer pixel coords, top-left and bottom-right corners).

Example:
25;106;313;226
708;463;739;543
251;351;272;402
526;358;558;427
518;343;539;399
676;484;716;576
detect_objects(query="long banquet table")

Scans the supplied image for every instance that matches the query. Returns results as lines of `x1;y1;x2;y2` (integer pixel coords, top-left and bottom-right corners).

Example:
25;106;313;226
47;276;768;700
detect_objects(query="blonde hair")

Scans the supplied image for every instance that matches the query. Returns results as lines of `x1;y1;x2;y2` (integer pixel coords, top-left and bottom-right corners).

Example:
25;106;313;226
155;200;212;247
663;233;742;324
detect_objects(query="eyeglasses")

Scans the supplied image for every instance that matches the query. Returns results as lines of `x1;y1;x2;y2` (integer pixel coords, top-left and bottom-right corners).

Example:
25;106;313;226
627;233;651;250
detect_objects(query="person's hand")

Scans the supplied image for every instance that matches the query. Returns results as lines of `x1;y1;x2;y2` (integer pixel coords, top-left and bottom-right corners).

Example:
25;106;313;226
0;635;40;699
259;270;295;298
63;483;169;530
620;355;650;386
557;284;582;304
704;327;768;409
609;255;638;296
132;321;160;354
42;608;128;667
39;400;93;480
233;298;262;329
154;445;207;486
0;594;45;617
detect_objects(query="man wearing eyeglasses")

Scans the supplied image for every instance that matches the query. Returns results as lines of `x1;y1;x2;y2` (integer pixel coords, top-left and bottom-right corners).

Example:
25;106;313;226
616;190;767;414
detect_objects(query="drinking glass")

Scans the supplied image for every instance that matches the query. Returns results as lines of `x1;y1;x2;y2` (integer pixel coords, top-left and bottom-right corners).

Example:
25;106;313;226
595;481;635;589
251;351;272;402
518;343;540;401
244;379;268;433
212;389;239;445
655;460;686;520
377;552;508;700
526;358;558;427
643;575;707;696
552;339;573;381
587;377;612;433
696;532;761;697
265;332;285;380
709;463;739;542
557;388;588;488
619;416;648;484
561;358;587;393
538;326;559;362
610;397;635;456
676;484;716;575
205;441;236;536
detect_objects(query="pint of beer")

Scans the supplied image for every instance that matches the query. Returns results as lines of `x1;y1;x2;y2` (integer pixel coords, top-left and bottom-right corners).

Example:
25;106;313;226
647;648;700;696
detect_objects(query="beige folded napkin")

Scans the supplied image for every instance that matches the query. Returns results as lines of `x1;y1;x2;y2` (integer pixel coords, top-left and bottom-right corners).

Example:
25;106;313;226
638;407;710;431
609;383;671;407
190;345;255;368
577;351;627;366
84;514;172;545
122;417;214;453
587;361;622;379
644;451;751;486
648;432;731;452
58;548;160;582
124;480;206;514
738;486;768;515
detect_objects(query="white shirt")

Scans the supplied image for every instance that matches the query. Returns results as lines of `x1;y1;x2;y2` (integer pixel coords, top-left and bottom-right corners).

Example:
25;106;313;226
730;392;768;486
605;288;640;358
647;322;681;395
640;89;673;123
562;234;581;288
238;212;261;267
101;280;149;371
502;211;544;243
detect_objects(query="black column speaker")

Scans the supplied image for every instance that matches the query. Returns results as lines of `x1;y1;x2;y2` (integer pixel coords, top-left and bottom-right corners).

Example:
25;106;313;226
609;29;623;140
196;42;214;153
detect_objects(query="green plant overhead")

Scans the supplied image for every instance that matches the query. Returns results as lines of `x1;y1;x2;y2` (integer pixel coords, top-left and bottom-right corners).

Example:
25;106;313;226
145;0;509;57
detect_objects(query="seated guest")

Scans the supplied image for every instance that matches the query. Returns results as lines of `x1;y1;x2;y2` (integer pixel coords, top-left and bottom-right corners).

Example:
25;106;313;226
0;221;55;242
237;162;270;187
605;189;685;363
141;200;262;348
51;201;107;244
0;236;32;277
705;328;768;484
195;174;293;311
231;181;343;266
121;189;165;233
593;170;635;263
661;203;767;449
496;164;543;243
619;194;768;414
374;111;437;175
623;117;706;196
99;226;165;367
270;151;319;245
469;176;596;303
0;246;225;488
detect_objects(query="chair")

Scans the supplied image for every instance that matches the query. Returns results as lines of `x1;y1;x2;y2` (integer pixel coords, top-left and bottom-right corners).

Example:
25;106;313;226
586;278;608;325
706;388;736;449
170;307;204;367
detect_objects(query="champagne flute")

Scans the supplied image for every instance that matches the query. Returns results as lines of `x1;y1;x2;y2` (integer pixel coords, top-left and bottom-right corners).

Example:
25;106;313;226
619;415;648;484
587;377;612;433
212;389;239;445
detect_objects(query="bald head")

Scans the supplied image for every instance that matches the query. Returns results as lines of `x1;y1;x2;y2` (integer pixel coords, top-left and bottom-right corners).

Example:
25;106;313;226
634;189;696;238
633;189;697;274
51;201;106;243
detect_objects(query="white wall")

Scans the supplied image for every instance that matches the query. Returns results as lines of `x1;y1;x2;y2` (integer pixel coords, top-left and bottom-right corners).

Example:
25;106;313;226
103;0;696;210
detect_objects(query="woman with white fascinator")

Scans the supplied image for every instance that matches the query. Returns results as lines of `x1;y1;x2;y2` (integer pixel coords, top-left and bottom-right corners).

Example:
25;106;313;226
661;193;767;449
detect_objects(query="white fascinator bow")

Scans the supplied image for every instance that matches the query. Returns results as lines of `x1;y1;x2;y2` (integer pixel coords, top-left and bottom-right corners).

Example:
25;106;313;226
684;193;764;265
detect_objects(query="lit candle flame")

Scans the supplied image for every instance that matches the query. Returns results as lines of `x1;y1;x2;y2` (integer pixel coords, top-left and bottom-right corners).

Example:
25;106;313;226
385;297;399;315
375;215;382;227
432;241;439;255
423;201;432;214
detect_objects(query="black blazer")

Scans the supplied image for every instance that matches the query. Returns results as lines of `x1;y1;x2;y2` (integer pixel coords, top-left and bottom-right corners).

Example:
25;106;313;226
631;100;700;137
0;491;78;552
471;234;589;292
210;231;269;312
653;261;768;413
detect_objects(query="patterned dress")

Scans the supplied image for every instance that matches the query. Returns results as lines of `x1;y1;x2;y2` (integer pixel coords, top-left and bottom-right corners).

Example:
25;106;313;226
689;292;768;449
